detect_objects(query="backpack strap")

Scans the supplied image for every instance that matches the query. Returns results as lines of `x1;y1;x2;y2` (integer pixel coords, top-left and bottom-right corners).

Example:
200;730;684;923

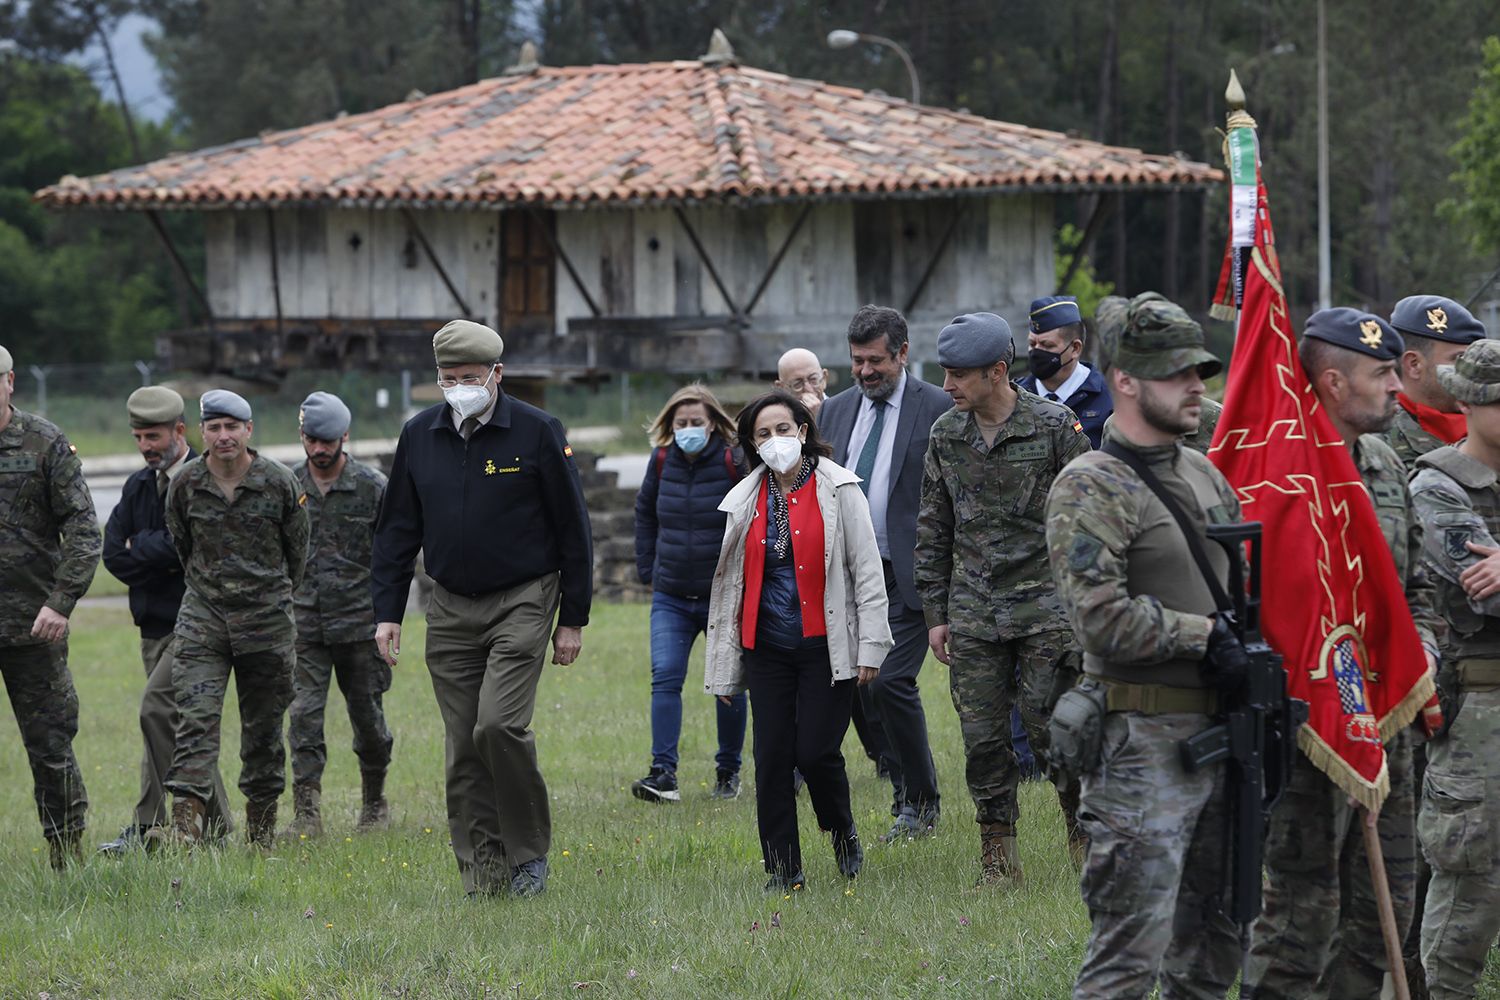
654;446;667;479
723;446;741;482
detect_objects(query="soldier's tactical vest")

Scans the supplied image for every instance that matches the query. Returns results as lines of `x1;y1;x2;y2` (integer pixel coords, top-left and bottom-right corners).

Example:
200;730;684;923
1414;447;1500;660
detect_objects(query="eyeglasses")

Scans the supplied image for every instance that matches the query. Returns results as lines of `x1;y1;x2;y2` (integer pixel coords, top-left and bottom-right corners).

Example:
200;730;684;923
784;372;824;393
436;373;490;389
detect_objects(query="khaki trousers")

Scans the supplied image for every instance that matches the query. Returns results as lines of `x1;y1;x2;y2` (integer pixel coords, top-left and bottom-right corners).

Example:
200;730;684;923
135;634;231;832
425;573;559;894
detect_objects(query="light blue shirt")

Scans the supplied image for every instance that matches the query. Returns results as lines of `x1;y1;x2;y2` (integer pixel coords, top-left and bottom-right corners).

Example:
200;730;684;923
845;370;906;559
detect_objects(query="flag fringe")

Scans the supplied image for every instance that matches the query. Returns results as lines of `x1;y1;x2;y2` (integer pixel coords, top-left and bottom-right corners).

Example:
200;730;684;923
1209;304;1239;322
1378;668;1437;743
1297;725;1390;812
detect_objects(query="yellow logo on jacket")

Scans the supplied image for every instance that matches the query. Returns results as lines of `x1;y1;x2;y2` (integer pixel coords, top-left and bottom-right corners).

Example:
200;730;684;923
484;459;497;475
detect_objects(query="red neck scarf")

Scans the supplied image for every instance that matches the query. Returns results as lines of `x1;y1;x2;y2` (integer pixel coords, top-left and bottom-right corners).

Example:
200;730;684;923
1397;393;1467;444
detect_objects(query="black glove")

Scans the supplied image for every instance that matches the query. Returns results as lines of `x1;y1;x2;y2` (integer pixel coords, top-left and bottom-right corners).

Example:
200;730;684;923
1200;613;1249;689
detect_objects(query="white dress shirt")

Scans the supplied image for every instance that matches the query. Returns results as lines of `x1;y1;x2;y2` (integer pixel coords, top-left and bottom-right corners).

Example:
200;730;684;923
845;370;906;559
1038;361;1092;403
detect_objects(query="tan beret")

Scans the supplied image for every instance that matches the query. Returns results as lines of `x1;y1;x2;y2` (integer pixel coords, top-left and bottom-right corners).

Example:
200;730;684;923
127;386;186;428
433;320;504;367
0;345;11;375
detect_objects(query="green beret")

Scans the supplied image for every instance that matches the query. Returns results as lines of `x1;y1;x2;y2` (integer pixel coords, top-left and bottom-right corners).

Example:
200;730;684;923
433;320;504;367
0;345;11;375
127;386;186;428
1437;339;1500;406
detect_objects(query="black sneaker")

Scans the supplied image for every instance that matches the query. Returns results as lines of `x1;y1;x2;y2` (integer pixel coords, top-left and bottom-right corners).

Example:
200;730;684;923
631;766;680;803
881;808;938;843
833;828;863;879
510;856;548;898
709;770;741;800
764;870;806;893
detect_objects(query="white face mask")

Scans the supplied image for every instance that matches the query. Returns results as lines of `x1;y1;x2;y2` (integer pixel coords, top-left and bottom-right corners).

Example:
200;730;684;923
758;435;804;475
442;371;495;420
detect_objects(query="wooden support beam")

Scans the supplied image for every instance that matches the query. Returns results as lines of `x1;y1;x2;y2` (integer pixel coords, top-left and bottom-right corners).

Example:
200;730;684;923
744;203;812;317
266;209;284;337
673;206;743;321
400;208;473;317
903;200;967;315
1057;194;1115;295
525;207;600;318
144;209;215;327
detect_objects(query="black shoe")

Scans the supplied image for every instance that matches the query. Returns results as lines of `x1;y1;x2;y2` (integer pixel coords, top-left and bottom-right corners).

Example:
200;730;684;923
510;856;548;898
631;766;680;803
764;870;806;893
833;828;863;879
709;770;741;800
881;809;938;843
97;824;147;856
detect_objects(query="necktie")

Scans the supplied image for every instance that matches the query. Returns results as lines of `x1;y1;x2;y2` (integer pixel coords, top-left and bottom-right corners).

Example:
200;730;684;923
157;470;170;498
855;400;886;495
461;416;479;440
1046;392;1061;402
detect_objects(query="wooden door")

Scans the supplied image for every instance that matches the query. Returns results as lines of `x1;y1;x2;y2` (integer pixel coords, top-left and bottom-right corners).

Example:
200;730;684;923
500;210;557;335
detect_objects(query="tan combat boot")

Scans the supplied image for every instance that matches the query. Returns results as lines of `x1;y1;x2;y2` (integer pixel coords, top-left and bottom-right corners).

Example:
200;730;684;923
171;795;207;848
355;770;390;833
280;783;322;841
245;799;278;850
977;822;1024;887
47;831;83;871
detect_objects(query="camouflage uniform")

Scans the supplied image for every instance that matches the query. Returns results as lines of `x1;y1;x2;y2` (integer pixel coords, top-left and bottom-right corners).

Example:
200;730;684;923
1410;442;1500;998
165;451;308;810
1181;395;1222;456
915;387;1090;836
1385;405;1449;470
289;457;393;790
0;407;97;848
1248;434;1440;999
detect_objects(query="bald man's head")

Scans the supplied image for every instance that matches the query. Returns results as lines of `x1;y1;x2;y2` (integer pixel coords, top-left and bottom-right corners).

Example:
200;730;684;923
775;347;829;415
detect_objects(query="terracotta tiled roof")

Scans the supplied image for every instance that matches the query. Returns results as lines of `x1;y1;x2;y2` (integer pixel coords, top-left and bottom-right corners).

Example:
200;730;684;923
37;60;1222;209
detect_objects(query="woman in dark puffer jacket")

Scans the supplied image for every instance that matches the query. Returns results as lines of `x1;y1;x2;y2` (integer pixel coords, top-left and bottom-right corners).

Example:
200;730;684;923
631;384;747;803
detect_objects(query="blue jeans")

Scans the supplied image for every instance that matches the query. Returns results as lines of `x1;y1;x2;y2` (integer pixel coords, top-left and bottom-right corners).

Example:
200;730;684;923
649;591;747;774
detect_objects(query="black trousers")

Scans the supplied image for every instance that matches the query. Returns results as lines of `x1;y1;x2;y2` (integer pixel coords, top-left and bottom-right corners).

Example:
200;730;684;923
743;642;855;876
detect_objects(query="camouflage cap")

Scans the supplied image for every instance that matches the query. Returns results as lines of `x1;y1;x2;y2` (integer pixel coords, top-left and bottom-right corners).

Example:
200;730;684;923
1437;339;1500;405
1109;292;1221;379
0;344;11;375
127;385;185;428
433;319;504;367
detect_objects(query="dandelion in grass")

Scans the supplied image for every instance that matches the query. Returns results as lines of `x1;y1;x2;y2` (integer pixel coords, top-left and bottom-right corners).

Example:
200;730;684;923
561;850;570;857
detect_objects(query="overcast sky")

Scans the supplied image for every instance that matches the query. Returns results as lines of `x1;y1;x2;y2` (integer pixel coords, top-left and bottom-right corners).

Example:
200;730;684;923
82;13;168;122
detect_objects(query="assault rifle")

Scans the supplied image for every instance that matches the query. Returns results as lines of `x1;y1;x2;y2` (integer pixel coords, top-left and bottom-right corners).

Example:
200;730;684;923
1179;522;1309;976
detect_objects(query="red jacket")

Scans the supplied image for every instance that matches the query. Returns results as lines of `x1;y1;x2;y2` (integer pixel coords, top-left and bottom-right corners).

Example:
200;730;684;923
739;474;827;648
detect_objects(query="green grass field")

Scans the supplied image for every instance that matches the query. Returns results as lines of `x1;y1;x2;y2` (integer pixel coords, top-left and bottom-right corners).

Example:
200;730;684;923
0;605;1492;998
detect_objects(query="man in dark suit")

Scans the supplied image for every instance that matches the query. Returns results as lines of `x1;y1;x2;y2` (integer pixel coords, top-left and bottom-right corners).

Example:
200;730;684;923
818;304;950;840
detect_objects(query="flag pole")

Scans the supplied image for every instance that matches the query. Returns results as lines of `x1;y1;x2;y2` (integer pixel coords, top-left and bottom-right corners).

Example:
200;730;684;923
1361;806;1411;1000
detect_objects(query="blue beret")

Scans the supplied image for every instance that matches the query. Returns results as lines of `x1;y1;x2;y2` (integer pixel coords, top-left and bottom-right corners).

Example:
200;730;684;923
299;391;351;440
937;313;1015;369
1390;295;1485;345
1029;296;1082;334
199;389;252;422
1302;308;1404;361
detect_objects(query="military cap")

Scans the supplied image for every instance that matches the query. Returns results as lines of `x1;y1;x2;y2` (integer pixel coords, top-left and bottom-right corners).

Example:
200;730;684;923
1437;339;1500;405
127;386;185;428
937;312;1015;369
1029;295;1083;333
1111;291;1222;379
1302;307;1404;361
0;344;11;375
433;319;504;367
1390;295;1485;345
199;388;252;422
298;391;351;440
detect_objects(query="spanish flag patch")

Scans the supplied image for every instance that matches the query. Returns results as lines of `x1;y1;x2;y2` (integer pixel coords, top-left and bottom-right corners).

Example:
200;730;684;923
1072;421;1084;434
563;444;573;458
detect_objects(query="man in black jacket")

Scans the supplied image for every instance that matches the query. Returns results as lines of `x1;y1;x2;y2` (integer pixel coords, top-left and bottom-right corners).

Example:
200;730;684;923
372;320;593;898
99;386;231;853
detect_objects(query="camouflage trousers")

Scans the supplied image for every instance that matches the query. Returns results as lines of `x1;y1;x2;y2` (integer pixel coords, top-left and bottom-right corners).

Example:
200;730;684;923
1073;711;1239;999
1247;728;1418;999
289;639;394;788
1;640;87;841
1419;687;1500;999
947;628;1079;826
166;636;294;805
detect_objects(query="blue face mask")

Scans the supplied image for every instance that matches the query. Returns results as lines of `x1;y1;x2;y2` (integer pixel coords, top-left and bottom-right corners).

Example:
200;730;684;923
674;426;709;454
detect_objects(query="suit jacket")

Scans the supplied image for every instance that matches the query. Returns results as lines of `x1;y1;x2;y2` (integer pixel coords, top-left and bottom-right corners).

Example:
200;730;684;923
1019;365;1113;449
818;373;953;612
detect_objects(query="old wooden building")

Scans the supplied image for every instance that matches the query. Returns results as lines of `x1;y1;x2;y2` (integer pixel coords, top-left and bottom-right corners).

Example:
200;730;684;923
38;33;1221;376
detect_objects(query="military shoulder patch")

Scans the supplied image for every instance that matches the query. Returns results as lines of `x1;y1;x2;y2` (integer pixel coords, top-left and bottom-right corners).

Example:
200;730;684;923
1072;420;1084;434
563;444;574;458
298;492;308;506
1445;526;1473;561
1068;531;1105;573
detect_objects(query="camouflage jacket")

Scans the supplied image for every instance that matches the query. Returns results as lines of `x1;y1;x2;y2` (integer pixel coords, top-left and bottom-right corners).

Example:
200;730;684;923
0;407;99;644
1045;426;1240;689
915;386;1091;641
166;450;309;652
1182;396;1222;456
1354;434;1442;653
292;456;386;644
1383;405;1448;470
1410;445;1500;661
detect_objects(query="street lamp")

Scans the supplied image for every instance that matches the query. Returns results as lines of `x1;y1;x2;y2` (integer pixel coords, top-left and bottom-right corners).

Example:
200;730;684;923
826;29;920;106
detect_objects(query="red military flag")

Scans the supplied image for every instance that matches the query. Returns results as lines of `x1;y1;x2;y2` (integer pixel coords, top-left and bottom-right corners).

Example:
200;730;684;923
1206;76;1435;810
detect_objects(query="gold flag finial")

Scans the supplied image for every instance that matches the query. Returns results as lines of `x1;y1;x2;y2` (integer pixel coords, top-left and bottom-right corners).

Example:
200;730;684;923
1226;69;1246;112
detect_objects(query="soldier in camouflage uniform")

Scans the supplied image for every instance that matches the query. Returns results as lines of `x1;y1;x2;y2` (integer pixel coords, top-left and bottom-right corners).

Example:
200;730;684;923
1246;309;1442;1000
915;312;1091;885
1386;295;1486;468
1046;293;1243;998
164;389;309;849
0;345;98;870
283;392;393;838
1408;338;1500;999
